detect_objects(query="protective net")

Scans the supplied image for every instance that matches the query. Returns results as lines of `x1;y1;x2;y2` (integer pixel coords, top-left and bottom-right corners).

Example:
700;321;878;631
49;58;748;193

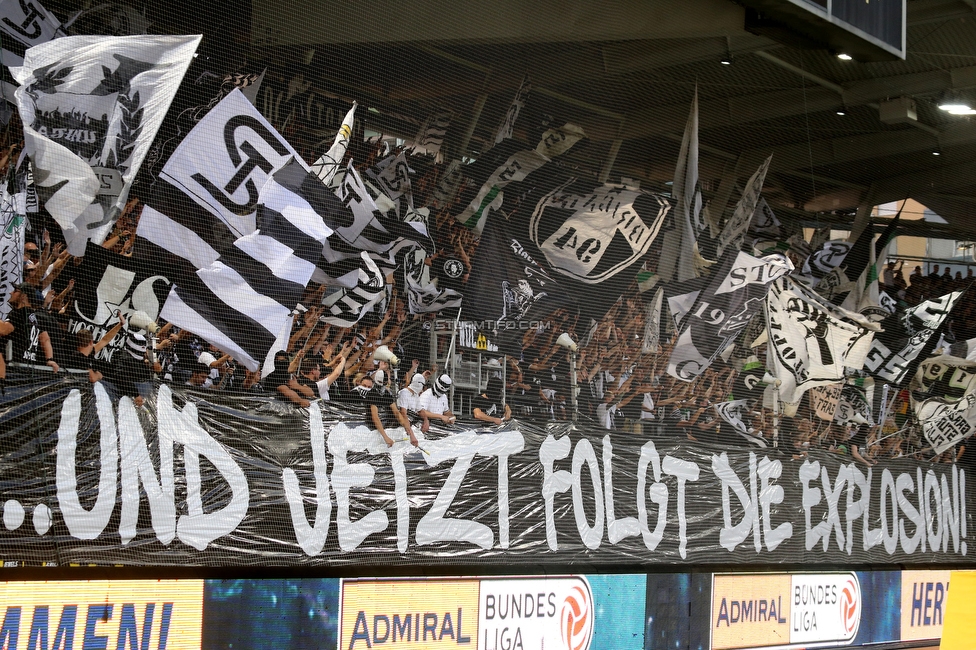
0;0;974;568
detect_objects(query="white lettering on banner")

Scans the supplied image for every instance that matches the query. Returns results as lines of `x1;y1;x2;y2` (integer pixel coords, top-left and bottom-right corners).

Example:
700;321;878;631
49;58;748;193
542;434;700;557
416;431;524;549
712;452;793;553
55;384;248;549
40;392;973;559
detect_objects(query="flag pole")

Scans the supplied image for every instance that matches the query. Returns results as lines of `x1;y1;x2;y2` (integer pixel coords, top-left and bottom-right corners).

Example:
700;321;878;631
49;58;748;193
772;379;781;447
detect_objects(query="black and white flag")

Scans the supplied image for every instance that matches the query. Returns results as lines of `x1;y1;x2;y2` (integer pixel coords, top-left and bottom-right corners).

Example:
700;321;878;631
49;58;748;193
320;251;387;328
403;246;462;314
764;277;877;404
308;102;355;186
137;89;303;282
63;244;171;362
0;0;62;108
366;150;413;215
413;108;452;155
0;167;27;320
13;34;200;255
658;89;702;283
493;74;531;145
454;123;584;234
463;213;574;355
713;400;767;447
160;159;338;371
800;239;852;281
864;290;964;386
667;249;790;381
910;354;976;453
749;196;781;239
833;378;874;426
715;155;772;259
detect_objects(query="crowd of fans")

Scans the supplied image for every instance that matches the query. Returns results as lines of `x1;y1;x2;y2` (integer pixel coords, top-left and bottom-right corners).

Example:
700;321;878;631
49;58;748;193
0;142;970;466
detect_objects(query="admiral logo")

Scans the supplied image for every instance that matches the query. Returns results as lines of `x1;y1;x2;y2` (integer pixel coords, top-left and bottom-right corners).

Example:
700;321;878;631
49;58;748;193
340;579;479;649
530;183;668;285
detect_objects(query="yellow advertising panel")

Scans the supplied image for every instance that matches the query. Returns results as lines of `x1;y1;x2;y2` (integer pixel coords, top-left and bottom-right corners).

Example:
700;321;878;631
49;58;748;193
900;570;951;641
340;579;480;650
711;574;791;650
941;570;976;650
0;580;204;650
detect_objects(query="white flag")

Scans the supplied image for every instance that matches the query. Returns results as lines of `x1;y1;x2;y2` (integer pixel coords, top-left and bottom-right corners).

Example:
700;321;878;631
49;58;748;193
659;89;702;283
716;155;772;259
309;101;356;186
910;355;976;454
13;34;200;255
764;276;878;404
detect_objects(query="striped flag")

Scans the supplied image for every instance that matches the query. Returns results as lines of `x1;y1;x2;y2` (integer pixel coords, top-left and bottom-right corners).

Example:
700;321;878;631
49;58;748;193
413;108;452;155
320;251;386;327
160;158;343;371
136;89;303;283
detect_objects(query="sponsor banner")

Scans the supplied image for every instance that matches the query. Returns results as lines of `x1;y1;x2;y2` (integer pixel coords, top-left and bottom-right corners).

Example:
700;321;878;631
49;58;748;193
0;378;972;568
340;579;479;649
711;573;861;649
339;575;639;650
900;570;951;641
711;574;790;649
0;580;203;650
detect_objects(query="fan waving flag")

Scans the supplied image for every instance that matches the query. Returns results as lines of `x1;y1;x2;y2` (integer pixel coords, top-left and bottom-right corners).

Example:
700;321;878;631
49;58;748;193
160;159;339;371
13;34;201;255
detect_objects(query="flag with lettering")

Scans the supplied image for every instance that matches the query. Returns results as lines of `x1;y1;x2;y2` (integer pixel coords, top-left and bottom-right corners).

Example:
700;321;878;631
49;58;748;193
910;355;976;453
667;249;791;382
13;34;200;255
864;290;964;386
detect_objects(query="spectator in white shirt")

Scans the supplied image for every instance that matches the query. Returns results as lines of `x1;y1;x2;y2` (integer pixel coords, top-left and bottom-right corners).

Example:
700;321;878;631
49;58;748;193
418;374;456;432
398;373;426;415
298;354;346;400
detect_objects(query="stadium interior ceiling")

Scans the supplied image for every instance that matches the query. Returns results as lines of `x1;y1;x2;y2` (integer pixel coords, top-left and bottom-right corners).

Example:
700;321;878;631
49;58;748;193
52;0;976;240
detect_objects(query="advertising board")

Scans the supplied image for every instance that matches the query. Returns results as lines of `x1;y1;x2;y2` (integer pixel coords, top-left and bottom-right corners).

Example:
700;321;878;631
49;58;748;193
339;575;645;650
711;573;861;649
0;580;204;650
900;570;951;641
